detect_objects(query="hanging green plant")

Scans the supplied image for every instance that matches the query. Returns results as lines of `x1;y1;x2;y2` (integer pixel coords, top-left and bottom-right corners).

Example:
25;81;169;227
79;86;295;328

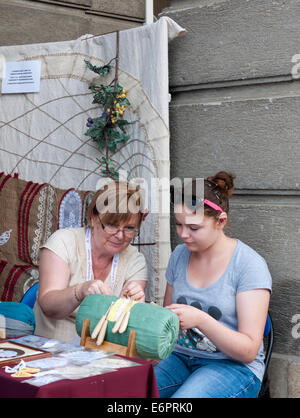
84;32;131;179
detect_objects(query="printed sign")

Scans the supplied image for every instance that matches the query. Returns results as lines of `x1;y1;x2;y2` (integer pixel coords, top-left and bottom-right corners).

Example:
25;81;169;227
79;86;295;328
2;60;41;94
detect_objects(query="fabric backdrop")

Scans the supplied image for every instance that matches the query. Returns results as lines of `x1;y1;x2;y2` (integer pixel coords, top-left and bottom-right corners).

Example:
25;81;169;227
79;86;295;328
0;17;186;304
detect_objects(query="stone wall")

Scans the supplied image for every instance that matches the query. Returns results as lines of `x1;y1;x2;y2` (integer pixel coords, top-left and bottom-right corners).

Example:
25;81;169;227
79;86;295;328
0;1;170;45
0;0;158;46
161;0;300;397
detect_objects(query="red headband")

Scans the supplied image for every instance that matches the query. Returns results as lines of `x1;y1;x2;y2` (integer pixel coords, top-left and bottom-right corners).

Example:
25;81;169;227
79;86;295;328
204;199;224;213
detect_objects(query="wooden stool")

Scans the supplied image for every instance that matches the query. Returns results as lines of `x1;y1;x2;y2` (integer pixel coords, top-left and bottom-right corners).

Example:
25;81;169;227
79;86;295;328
80;318;138;358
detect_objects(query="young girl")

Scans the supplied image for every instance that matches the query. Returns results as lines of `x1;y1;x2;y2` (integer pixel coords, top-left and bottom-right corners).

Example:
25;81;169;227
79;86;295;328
154;171;272;398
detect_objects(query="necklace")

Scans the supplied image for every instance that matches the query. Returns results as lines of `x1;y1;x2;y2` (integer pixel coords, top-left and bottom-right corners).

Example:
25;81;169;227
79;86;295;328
85;227;119;292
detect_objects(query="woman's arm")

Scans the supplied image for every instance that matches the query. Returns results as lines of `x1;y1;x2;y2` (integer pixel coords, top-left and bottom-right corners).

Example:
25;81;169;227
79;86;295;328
38;248;112;319
38;248;79;319
167;288;270;364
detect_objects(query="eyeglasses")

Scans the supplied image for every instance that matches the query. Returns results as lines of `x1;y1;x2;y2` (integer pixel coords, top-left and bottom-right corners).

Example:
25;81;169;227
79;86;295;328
99;218;139;238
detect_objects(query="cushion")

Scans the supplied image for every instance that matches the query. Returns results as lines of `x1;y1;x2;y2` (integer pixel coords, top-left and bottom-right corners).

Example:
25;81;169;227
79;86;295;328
0;301;36;338
76;294;179;360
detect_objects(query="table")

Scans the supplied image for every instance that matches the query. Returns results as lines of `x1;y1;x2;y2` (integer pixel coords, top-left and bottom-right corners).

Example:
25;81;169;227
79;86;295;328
0;356;159;398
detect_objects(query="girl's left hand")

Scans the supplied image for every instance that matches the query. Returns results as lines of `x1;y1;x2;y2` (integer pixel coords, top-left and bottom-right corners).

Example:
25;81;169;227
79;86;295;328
122;281;145;302
166;303;202;329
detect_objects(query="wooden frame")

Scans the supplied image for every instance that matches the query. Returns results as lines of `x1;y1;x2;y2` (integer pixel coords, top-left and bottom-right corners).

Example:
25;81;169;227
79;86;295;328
0;341;52;367
80;318;138;358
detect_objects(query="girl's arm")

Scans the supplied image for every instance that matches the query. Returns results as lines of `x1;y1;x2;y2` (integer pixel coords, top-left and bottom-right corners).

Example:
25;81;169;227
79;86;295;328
167;288;270;364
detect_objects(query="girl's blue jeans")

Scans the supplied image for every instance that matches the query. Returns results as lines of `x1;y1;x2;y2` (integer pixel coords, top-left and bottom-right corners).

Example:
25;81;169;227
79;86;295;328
154;351;261;398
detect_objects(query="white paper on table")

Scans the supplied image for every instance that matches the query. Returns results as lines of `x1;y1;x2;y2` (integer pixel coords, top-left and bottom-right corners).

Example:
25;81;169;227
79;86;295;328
26;356;69;370
58;349;113;365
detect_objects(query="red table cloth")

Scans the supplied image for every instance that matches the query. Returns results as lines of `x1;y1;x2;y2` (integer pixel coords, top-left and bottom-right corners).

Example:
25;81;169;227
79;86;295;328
0;356;159;398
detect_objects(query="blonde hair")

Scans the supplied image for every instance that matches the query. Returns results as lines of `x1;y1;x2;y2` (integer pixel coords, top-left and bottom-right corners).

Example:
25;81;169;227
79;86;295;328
86;181;144;227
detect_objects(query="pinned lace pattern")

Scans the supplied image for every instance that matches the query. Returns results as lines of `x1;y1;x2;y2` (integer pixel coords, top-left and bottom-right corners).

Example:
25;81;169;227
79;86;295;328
31;185;54;265
0;229;12;246
58;190;82;229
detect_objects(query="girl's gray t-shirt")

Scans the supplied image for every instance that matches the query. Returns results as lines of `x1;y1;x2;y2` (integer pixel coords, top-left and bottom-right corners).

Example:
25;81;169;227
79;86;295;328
166;239;272;381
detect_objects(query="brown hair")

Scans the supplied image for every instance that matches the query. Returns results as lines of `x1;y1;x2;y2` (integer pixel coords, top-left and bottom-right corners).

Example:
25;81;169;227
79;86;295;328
86;181;144;227
171;171;235;219
204;171;235;218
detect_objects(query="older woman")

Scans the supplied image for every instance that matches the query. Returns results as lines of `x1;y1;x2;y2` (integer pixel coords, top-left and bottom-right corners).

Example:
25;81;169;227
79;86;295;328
34;181;147;342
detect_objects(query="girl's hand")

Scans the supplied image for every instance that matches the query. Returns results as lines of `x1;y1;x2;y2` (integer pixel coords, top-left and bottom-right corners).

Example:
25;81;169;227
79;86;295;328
166;303;203;329
122;281;145;302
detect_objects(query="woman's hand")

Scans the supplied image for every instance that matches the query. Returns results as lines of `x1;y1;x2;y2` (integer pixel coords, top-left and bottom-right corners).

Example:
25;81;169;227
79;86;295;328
77;280;113;300
165;303;203;329
122;280;146;302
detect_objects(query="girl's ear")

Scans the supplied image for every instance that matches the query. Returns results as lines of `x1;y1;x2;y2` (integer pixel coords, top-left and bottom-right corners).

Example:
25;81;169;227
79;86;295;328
217;212;227;228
